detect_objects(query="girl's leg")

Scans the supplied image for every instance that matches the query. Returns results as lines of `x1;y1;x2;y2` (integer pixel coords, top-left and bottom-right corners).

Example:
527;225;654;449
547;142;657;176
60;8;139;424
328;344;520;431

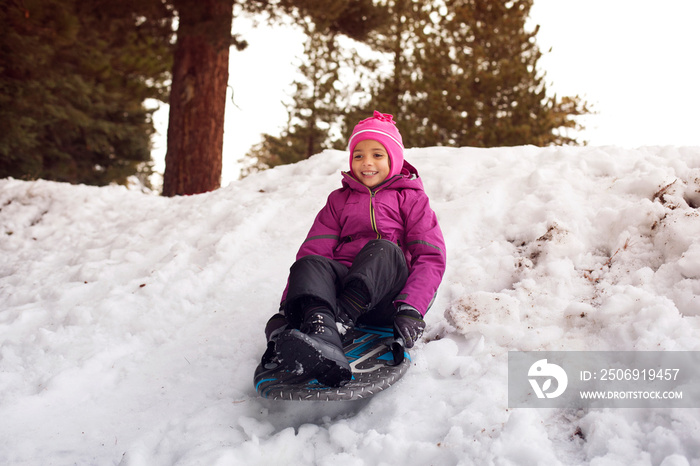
277;255;352;386
339;239;409;325
283;254;348;328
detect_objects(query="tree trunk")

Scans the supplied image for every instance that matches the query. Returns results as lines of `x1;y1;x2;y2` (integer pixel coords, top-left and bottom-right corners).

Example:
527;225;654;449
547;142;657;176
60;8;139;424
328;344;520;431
162;0;233;196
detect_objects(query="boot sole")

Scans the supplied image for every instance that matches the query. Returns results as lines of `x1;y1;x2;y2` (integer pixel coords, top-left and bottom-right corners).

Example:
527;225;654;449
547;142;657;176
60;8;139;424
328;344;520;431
276;330;352;387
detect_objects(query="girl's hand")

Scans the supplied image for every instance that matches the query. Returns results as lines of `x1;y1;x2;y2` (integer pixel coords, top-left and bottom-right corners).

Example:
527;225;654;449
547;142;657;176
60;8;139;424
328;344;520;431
394;305;425;348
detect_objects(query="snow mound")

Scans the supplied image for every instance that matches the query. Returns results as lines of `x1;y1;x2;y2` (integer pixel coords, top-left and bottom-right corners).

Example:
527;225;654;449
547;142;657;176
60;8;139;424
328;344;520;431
1;145;700;465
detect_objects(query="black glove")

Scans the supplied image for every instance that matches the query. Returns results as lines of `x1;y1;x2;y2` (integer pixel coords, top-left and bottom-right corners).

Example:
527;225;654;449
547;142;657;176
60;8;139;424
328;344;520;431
393;305;425;348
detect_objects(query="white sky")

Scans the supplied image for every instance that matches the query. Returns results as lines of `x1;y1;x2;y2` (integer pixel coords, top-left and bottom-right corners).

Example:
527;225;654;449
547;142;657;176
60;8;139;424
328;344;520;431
529;0;700;148
152;0;700;185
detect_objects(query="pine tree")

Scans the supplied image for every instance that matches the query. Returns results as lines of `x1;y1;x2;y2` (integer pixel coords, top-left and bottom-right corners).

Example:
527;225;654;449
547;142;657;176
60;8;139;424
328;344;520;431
348;0;589;148
0;0;173;186
162;0;386;191
241;24;365;176
241;1;387;176
161;0;235;196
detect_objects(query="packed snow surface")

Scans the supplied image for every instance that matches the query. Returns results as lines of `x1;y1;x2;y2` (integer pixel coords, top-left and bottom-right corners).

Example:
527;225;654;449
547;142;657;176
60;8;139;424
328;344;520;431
1;145;700;465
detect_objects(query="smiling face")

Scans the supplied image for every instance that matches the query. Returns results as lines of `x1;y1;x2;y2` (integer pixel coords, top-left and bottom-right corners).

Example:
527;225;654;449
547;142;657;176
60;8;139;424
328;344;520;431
351;139;391;189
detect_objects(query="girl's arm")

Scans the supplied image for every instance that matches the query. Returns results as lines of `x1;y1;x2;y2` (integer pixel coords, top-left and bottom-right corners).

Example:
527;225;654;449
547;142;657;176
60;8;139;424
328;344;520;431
278;189;345;306
295;190;344;261
397;191;447;314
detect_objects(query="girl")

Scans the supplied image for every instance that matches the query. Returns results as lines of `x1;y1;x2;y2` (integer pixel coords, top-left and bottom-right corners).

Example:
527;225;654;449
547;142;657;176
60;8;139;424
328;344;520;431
262;111;446;387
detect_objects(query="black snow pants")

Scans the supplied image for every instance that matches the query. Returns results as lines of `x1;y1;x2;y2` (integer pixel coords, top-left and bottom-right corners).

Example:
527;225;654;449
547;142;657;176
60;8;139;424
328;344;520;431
283;239;409;327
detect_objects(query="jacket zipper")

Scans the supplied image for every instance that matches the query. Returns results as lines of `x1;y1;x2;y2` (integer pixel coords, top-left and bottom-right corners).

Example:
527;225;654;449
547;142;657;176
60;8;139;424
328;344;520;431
369;187;381;240
351;173;400;241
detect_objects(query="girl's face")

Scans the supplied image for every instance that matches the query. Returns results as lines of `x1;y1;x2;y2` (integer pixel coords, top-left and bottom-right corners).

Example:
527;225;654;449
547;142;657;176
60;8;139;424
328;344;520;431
351;139;391;189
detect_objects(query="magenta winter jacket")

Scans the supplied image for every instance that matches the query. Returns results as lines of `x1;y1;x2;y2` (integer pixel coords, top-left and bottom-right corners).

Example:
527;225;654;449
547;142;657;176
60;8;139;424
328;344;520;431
293;160;446;315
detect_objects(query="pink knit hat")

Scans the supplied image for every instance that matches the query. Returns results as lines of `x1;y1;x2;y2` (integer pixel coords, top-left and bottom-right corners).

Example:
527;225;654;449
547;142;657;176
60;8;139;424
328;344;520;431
348;111;405;178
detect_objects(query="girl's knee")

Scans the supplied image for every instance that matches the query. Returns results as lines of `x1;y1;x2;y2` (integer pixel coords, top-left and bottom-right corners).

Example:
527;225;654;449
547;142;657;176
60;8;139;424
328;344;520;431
361;238;402;255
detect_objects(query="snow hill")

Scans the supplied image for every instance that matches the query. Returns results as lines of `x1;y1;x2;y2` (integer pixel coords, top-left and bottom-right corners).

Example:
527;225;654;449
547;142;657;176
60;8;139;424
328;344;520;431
1;145;700;465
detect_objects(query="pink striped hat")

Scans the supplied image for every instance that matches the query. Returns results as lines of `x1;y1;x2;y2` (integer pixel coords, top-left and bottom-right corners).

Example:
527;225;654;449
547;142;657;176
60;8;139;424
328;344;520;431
348;111;405;178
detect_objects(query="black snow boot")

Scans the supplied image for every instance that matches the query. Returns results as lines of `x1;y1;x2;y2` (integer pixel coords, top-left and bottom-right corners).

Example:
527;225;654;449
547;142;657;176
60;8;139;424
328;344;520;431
276;306;352;387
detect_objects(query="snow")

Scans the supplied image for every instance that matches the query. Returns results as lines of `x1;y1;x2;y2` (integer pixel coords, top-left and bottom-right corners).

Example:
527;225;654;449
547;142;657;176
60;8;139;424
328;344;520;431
2;145;700;465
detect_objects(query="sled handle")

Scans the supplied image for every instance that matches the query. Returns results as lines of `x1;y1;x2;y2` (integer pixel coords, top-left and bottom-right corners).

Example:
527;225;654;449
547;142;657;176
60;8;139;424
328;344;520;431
387;337;405;366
